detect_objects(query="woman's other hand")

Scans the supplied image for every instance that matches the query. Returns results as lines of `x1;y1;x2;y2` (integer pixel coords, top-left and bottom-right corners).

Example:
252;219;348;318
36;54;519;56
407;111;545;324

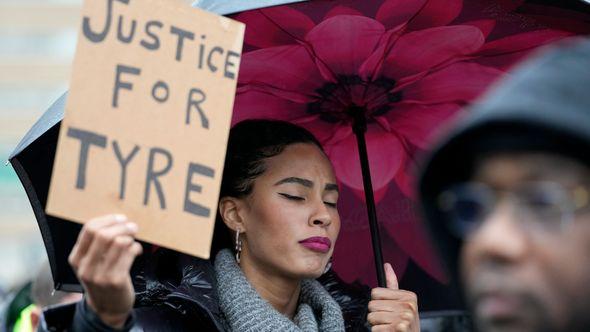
68;214;143;328
368;263;420;332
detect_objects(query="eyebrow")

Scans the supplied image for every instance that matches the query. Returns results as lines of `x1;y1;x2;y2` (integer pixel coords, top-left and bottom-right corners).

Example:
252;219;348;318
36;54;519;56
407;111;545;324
274;177;339;192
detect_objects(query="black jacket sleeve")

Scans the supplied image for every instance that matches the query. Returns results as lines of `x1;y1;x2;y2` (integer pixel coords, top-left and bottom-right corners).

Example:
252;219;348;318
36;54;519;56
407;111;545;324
37;300;136;332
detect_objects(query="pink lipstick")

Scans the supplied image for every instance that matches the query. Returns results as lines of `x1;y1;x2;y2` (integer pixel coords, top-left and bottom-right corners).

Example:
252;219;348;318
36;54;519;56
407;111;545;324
299;237;331;253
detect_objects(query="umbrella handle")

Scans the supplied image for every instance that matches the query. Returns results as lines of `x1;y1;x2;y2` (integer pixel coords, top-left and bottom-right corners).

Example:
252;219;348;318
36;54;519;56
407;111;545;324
351;108;386;288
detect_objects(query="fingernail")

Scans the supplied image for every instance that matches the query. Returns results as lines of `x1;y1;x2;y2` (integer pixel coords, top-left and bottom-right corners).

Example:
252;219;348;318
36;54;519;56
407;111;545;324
127;223;138;232
114;214;127;222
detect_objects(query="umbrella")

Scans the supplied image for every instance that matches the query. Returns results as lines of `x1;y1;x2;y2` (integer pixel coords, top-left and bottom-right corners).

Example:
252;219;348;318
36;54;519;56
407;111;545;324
10;0;589;310
8;93;82;291
224;0;590;309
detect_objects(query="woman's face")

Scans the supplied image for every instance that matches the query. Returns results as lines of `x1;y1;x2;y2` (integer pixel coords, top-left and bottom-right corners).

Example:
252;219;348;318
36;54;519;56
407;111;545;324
238;143;340;279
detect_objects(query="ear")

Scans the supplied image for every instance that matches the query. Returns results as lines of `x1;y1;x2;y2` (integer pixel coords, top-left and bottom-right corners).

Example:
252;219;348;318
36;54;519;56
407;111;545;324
219;196;247;233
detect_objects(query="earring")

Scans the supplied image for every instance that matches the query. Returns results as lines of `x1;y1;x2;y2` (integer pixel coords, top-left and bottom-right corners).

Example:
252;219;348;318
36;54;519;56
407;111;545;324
235;229;242;263
323;257;333;274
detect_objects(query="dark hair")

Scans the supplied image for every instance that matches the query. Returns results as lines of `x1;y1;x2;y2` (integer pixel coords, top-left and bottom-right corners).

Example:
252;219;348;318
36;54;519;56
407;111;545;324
210;119;324;256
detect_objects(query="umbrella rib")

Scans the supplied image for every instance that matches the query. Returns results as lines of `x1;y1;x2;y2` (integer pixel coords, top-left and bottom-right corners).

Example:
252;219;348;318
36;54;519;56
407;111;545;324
359;0;431;108
256;8;338;76
257;9;308;45
241;81;318;100
254;10;367;102
256;9;343;96
360;25;407;106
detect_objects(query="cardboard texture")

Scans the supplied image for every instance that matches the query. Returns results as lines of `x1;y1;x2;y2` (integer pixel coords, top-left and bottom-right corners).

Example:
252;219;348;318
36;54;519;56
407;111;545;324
46;0;245;259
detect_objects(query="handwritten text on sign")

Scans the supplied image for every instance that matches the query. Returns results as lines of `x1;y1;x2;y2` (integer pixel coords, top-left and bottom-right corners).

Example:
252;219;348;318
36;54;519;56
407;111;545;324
46;0;245;259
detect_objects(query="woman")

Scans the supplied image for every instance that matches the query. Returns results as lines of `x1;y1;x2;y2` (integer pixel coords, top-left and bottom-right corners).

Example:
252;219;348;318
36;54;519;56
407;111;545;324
44;120;419;331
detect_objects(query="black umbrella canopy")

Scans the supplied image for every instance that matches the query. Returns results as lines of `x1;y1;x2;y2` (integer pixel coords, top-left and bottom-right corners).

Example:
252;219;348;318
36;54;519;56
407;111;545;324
8;92;84;291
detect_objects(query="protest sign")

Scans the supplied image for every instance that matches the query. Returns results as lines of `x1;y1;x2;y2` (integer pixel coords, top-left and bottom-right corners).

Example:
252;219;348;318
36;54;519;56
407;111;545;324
46;0;245;258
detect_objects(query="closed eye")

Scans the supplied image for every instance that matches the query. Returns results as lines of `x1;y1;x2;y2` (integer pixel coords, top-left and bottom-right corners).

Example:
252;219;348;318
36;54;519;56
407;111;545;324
279;193;305;201
324;202;337;208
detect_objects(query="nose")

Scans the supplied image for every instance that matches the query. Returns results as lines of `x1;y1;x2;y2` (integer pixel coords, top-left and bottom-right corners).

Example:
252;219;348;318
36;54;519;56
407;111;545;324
464;200;529;267
309;197;332;228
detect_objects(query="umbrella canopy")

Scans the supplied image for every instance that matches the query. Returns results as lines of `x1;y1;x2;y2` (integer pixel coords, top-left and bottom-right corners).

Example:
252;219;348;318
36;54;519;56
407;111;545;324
8;93;83;291
226;0;590;310
9;0;590;311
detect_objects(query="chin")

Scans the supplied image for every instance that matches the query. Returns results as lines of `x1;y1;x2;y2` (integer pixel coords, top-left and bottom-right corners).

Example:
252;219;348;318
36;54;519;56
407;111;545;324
290;258;327;279
297;264;326;279
476;316;552;332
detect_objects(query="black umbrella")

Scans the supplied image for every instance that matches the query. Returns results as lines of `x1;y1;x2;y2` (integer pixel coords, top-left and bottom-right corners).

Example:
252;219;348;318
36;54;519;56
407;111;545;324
8;93;85;291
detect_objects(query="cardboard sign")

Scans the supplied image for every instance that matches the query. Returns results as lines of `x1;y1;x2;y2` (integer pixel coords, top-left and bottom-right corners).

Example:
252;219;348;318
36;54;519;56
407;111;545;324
46;0;245;259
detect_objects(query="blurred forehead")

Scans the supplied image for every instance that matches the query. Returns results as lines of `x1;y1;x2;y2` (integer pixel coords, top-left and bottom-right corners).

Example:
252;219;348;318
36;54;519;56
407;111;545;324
472;152;590;188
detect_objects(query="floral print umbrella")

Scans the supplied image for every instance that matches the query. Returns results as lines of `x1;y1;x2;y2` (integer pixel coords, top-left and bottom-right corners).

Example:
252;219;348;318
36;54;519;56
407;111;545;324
228;0;589;310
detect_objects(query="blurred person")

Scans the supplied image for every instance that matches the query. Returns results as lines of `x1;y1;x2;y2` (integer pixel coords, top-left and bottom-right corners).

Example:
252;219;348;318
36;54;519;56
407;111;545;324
25;262;82;331
4;261;81;332
2;282;31;332
418;37;590;332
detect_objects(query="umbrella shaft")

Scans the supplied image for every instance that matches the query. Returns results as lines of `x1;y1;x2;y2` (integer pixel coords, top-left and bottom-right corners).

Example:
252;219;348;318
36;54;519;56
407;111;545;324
352;121;386;288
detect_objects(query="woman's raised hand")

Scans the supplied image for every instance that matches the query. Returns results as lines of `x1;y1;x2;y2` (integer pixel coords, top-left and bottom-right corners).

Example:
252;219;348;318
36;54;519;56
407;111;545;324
368;263;420;332
68;214;143;328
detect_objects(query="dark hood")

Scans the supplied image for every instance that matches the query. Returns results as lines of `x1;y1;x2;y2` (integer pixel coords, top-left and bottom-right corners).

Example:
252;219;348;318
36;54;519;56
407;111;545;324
417;37;590;294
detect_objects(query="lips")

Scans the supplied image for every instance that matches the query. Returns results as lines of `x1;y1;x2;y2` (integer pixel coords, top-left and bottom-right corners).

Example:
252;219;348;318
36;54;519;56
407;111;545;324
299;237;331;253
468;273;525;316
476;293;520;318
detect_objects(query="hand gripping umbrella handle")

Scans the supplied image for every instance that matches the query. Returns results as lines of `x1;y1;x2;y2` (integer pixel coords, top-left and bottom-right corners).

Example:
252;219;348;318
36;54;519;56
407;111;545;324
351;108;387;288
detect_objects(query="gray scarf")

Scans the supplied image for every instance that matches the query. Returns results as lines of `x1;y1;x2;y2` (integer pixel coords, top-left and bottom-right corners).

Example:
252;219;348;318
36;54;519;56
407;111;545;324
214;249;345;332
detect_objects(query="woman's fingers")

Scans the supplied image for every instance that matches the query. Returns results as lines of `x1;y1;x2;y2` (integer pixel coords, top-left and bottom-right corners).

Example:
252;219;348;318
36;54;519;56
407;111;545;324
371;288;418;303
109;240;143;274
369;311;416;332
101;235;135;270
69;214;127;270
367;311;397;325
68;214;141;329
368;299;414;313
394;320;412;332
385;263;399;290
77;220;138;281
369;262;420;331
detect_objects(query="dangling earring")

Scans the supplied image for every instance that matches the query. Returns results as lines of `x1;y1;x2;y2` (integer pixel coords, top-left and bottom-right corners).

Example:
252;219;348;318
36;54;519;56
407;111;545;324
235;229;242;263
323;257;333;274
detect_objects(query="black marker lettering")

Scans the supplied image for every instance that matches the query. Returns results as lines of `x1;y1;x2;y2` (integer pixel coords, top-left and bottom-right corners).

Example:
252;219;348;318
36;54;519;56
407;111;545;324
113;64;140;108
67;127;107;190
144;147;173;209
170;26;195;61
112;141;140;199
140;20;163;50
207;46;223;73
185;88;208;129
183;162;215;217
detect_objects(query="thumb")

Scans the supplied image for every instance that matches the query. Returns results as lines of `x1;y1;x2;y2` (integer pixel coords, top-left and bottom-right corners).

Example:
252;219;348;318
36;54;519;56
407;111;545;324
385;263;399;289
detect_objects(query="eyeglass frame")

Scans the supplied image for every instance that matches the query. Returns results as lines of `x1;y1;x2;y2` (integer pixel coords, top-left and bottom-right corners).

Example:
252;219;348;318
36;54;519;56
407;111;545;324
436;180;590;238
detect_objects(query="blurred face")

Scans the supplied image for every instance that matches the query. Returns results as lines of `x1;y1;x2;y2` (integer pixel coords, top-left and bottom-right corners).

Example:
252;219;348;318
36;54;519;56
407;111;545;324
459;153;590;332
237;143;340;279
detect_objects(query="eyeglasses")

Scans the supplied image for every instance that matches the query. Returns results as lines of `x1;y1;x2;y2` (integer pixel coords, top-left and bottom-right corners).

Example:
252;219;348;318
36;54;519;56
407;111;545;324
437;181;590;238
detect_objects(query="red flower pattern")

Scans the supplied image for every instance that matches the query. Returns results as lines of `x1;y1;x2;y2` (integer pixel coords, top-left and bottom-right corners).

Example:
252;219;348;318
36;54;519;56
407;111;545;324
229;0;580;293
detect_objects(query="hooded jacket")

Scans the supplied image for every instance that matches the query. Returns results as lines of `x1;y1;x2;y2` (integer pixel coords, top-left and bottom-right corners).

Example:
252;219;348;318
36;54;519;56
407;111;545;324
417;37;590;293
